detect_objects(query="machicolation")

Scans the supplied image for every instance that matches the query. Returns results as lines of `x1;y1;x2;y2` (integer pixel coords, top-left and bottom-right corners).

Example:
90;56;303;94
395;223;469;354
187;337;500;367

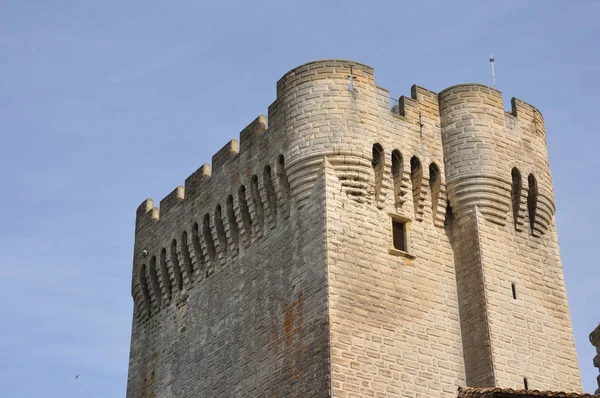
127;60;584;398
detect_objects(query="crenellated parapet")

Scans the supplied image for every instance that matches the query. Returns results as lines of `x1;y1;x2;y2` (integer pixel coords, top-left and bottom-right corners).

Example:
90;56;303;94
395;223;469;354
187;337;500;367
130;60;558;324
438;84;555;235
131;113;292;322
127;59;583;398
134;118;270;223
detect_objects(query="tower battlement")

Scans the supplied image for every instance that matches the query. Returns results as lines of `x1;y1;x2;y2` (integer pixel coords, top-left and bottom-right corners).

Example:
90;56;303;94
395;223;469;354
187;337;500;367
134;60;555;249
127;60;582;398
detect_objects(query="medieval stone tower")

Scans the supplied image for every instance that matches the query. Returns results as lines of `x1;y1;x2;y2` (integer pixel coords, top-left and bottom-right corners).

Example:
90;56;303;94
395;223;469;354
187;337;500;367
126;60;584;397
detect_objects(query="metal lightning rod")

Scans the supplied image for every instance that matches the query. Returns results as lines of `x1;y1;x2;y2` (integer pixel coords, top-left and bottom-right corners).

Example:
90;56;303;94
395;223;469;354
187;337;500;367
348;66;355;92
489;53;496;88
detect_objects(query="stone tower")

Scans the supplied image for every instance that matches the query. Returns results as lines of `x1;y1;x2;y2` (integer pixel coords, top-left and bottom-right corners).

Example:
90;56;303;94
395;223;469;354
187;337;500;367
126;60;583;397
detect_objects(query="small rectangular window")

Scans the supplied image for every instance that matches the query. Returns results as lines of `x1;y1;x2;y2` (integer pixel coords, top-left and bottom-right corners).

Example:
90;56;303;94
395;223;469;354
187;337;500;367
392;220;406;252
523;377;529;390
511;283;517;300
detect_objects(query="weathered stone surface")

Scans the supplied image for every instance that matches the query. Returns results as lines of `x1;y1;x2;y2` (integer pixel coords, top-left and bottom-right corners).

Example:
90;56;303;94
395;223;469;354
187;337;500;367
590;324;600;394
126;60;583;397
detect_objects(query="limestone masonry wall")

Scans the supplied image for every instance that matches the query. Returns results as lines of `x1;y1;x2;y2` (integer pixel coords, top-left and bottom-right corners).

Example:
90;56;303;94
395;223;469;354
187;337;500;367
127;60;583;397
438;84;580;392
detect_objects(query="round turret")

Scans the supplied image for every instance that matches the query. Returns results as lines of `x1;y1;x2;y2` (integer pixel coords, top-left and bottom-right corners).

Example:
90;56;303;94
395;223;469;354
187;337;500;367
438;84;555;233
273;60;379;208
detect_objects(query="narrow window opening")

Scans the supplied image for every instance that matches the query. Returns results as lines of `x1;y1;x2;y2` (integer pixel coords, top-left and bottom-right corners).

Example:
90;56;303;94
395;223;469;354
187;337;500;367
410;156;422;217
159;249;171;298
203;214;216;261
372;144;385;203
391;150;403;207
511;282;517;300
170;239;183;290
392;220;407;252
511;168;522;229
527;174;538;235
523;377;529;390
429;163;441;221
226;195;239;247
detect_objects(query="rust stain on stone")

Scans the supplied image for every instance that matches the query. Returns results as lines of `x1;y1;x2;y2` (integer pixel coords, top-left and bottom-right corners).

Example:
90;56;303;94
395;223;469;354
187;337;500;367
271;292;306;384
140;352;158;398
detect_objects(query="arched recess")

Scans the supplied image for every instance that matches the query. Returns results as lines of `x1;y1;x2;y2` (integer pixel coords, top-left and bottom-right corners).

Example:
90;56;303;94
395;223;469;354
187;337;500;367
527;174;538;235
159;249;171;299
372;144;385;204
180;231;194;281
277;155;291;201
251;175;265;229
170;239;183;290
263;165;278;224
410;156;423;217
203;214;216;261
511;168;522;230
429;163;441;221
214;204;228;254
238;185;252;239
138;264;152;315
192;222;205;276
391;150;403;207
226;195;240;247
149;255;163;305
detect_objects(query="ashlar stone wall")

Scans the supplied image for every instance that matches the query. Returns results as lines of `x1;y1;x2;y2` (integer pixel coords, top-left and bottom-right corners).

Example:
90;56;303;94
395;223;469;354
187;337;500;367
127;60;583;397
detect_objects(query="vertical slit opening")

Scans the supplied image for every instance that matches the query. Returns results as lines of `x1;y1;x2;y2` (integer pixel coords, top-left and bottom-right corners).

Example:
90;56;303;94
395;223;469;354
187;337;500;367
372;144;384;203
511;282;517;300
391;150;403;207
429;163;441;221
527;174;538;235
410;156;422;217
511;168;522;230
523;377;529;390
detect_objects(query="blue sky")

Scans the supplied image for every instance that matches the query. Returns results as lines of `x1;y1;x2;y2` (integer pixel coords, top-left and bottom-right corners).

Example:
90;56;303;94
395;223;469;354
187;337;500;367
0;0;598;396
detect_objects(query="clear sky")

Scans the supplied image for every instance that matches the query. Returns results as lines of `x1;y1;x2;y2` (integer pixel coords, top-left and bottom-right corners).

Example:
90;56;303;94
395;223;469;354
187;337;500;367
0;0;598;396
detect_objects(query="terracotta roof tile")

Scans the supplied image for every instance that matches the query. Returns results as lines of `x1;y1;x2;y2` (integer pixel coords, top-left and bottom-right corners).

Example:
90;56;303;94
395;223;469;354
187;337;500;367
457;386;600;398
